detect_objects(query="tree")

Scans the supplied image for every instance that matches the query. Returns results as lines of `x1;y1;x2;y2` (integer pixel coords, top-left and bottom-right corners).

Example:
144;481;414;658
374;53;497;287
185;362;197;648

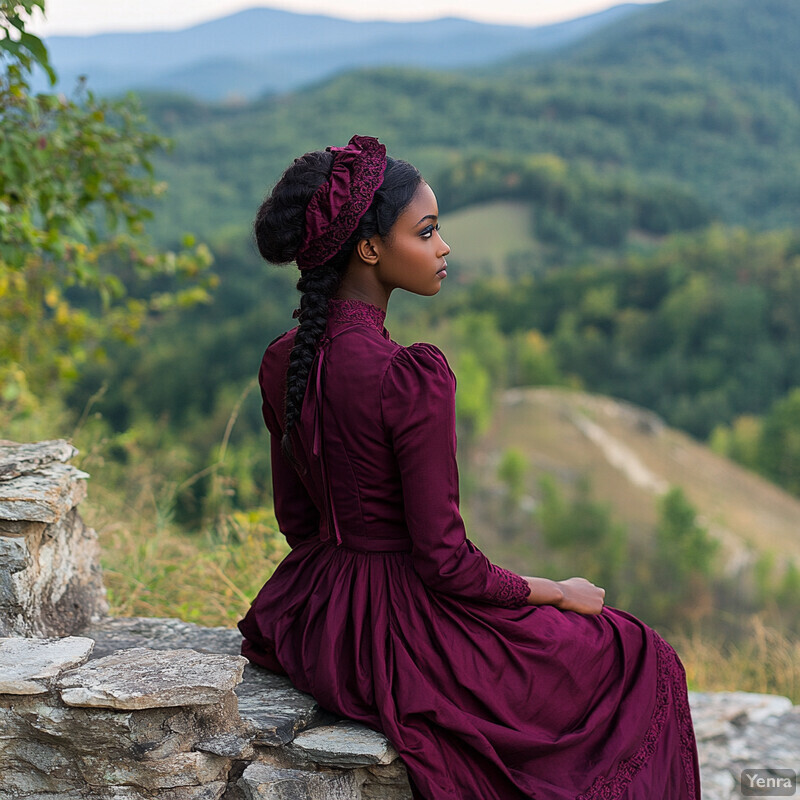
757;388;800;496
453;349;492;445
651;487;719;624
497;447;528;507
535;474;628;599
0;1;214;419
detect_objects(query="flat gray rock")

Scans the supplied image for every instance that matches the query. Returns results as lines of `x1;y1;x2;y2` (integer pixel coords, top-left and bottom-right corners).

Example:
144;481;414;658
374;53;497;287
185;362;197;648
728;706;800;766
0;636;94;694
194;731;255;759
77;750;230;790
239;763;359;800
290;720;398;767
236;663;334;746
688;690;794;742
0;463;88;526
81;782;229;800
0;439;77;482
57;647;247;709
81;617;332;744
82;616;243;659
0;519;46;537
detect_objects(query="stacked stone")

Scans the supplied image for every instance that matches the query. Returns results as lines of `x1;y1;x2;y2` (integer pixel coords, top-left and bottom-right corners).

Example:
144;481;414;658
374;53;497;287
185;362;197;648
0;439;108;637
0;636;249;799
2;617;800;800
78;617;413;800
0;618;413;800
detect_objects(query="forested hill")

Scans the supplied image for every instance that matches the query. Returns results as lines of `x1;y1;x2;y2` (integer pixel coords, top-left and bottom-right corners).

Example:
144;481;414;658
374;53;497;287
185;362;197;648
517;0;800;96
143;0;800;243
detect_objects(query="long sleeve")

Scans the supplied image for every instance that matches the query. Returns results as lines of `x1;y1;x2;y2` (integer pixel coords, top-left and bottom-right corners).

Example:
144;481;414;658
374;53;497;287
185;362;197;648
260;358;320;549
268;432;320;549
380;343;531;608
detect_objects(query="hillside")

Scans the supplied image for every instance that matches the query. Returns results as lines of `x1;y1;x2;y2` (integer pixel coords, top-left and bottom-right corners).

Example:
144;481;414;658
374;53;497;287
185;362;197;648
540;0;800;97
469;386;800;573
137;0;800;245
35;4;640;101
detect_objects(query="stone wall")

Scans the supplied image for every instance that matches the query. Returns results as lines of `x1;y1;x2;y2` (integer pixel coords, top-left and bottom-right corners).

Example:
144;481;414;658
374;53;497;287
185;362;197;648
0;440;799;799
0;440;107;638
0;617;411;800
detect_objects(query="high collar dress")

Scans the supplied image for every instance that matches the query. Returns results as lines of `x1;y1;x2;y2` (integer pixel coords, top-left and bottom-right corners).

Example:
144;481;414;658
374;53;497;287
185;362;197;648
238;296;701;800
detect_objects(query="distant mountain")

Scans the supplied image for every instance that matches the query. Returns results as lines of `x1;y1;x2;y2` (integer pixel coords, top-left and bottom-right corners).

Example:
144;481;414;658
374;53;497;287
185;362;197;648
36;4;646;101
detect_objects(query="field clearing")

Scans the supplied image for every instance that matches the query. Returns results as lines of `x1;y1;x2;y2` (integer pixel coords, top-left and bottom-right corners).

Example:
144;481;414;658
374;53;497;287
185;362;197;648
441;200;538;278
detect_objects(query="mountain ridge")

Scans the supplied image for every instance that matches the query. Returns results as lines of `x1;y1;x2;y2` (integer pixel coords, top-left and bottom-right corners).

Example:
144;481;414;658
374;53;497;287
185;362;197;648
36;3;646;100
493;0;800;98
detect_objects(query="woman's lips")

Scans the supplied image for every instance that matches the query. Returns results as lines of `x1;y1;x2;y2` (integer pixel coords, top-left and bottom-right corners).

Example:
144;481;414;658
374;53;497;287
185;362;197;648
437;261;448;277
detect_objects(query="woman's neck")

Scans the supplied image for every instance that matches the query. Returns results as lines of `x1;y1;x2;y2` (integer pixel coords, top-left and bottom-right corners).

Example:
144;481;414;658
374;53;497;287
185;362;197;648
334;261;391;313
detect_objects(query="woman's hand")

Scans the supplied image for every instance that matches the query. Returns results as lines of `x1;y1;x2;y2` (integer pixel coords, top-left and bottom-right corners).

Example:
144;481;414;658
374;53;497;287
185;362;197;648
521;576;605;615
554;577;605;615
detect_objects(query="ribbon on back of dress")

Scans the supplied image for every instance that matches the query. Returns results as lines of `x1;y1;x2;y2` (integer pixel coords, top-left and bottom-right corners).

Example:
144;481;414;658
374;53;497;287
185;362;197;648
311;333;343;546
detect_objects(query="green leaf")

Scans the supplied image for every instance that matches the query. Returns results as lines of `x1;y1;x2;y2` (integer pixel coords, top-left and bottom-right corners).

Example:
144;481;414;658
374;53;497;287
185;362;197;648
19;32;56;84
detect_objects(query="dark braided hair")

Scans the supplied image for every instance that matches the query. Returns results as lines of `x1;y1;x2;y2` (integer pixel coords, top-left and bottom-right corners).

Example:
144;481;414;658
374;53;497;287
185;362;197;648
254;148;422;472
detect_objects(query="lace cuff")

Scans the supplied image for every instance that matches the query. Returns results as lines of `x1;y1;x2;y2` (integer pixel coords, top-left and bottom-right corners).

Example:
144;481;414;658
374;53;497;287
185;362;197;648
490;565;532;608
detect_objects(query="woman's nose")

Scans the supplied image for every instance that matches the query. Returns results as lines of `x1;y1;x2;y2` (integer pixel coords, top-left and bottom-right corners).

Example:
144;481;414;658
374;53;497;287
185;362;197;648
439;235;450;257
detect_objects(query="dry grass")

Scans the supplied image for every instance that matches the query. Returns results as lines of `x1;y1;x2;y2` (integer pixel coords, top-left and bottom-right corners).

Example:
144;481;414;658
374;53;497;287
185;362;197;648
672;615;800;702
82;484;288;628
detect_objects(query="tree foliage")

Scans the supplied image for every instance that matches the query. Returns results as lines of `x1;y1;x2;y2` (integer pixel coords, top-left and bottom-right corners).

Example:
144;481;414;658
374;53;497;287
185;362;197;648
438;226;800;439
535;474;627;601
716;389;800;497
649;487;719;624
0;1;214;418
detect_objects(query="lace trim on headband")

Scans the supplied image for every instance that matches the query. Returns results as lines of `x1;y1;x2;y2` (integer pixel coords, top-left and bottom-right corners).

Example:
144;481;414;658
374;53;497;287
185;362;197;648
296;138;387;267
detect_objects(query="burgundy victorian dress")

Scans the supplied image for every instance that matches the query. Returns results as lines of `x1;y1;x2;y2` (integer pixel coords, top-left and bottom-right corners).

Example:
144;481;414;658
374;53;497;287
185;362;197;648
238;297;701;800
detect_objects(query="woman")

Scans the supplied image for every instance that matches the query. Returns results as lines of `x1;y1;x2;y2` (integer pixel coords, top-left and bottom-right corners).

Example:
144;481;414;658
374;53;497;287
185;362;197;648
238;135;701;800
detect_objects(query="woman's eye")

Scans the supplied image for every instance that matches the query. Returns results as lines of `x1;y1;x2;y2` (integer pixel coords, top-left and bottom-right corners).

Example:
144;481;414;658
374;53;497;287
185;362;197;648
421;223;440;239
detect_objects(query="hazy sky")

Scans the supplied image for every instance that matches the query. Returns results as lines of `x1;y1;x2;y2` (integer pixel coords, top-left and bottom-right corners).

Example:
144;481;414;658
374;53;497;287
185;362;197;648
29;0;663;36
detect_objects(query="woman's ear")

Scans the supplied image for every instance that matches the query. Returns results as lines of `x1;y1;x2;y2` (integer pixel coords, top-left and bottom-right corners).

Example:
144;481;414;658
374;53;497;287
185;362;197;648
356;237;380;265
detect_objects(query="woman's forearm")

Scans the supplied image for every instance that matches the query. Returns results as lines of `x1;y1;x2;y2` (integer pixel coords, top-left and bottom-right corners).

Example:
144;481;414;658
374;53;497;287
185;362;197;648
522;576;565;606
521;576;606;614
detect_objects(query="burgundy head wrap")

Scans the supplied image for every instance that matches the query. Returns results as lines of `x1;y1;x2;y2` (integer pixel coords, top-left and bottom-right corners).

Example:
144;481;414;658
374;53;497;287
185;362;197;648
295;134;387;270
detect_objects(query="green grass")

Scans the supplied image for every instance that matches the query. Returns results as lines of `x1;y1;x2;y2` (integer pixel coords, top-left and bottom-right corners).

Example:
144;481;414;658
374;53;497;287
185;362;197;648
441;200;539;279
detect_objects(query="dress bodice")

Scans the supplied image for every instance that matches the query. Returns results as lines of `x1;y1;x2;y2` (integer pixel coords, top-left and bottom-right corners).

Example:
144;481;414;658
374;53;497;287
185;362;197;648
257;297;531;607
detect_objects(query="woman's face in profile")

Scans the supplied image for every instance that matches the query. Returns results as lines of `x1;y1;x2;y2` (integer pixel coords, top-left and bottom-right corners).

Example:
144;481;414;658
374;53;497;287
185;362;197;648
371;182;451;297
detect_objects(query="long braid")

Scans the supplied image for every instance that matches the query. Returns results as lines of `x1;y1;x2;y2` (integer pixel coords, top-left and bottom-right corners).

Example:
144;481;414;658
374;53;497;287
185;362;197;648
281;262;343;471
